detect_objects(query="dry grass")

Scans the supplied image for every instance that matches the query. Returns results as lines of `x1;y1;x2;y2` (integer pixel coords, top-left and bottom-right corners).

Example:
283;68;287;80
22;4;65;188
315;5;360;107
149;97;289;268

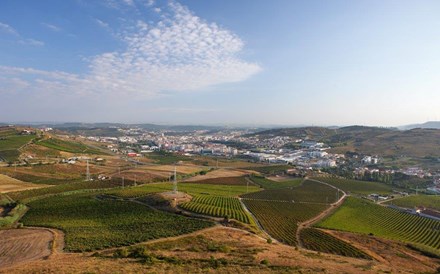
0;174;49;193
4;226;438;273
139;164;205;175
0;229;53;270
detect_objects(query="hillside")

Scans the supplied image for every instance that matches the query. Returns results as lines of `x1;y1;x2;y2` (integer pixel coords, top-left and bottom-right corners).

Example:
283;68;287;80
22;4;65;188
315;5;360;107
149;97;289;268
251;126;440;157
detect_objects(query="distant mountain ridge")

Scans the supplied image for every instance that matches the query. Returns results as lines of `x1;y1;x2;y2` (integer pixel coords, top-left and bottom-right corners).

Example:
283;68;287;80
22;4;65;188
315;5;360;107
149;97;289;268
251;125;440;158
400;121;440;130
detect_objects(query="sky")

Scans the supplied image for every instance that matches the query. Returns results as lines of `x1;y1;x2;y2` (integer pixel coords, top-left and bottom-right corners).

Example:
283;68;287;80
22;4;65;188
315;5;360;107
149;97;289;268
1;0;440;127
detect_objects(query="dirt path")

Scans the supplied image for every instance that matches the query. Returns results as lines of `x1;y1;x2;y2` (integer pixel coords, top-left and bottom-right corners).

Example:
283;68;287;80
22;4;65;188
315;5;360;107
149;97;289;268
295;178;347;248
98;225;222;254
238;197;274;241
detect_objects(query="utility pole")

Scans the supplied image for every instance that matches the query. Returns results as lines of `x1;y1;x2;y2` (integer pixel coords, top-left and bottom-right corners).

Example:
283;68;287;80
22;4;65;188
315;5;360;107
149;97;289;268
246;179;249;193
122;177;125;188
134;175;137;187
86;160;91;181
173;166;177;193
118;167;121;175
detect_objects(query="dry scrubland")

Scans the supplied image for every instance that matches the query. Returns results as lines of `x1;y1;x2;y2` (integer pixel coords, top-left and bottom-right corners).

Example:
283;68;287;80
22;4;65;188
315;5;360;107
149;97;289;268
2;226;439;274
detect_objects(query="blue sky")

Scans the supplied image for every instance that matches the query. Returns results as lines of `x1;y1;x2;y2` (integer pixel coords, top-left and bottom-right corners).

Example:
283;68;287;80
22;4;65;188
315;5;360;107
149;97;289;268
1;0;440;126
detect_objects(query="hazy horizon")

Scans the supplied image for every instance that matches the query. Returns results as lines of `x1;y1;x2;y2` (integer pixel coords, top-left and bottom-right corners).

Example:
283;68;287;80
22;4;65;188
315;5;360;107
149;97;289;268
1;0;440;126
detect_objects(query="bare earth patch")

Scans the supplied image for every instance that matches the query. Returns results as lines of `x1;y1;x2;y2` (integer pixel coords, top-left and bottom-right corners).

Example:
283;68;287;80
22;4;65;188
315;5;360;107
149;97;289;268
0;174;49;193
4;226;438;273
0;229;56;270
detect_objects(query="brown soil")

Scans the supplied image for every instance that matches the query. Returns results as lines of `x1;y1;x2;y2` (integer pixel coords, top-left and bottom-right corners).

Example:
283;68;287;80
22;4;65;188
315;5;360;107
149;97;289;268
0;228;64;270
323;229;440;273
0;174;49;193
3;226;438;273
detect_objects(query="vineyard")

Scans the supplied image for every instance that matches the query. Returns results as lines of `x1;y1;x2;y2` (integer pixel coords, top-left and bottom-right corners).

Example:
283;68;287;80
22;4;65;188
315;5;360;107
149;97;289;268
243;199;327;246
180;196;253;224
385;195;440;211
38;138;104;154
183;176;251;186
317;197;440;250
299;228;372;259
21;193;213;252
249;176;302;189
241;180;342;204
8;179;137;203
311;177;395;195
108;182;260;199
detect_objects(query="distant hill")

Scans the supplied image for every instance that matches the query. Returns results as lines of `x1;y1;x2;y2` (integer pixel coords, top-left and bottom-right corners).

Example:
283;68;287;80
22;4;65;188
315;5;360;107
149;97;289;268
400;121;440;130
251;126;440;157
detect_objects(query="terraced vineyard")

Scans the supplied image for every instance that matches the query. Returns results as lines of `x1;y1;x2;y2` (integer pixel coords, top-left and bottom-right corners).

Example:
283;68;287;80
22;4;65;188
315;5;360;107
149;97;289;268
311;177;395;195
249;176;302;189
180;196;253;224
184;176;251;186
385;195;440;211
38;138;104;154
317;197;440;250
108;183;260;198
242;180;342;204
21;193;213;252
243;200;327;246
299;228;372;259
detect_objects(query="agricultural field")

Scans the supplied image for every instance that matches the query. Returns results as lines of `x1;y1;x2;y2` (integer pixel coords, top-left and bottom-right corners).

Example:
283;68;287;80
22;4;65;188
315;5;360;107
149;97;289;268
312;177;396;195
108;182;260;199
183;168;254;182
37;138;104;155
0;174;48;193
7;179;133;203
243;200;327;246
385;195;440;211
21;193;214;252
0;134;35;162
0;229;54;270
244;165;292;175
180;196;253;224
242;180;342;204
184;176;251;186
249;176;302;189
317;197;440;251
299;228;372;259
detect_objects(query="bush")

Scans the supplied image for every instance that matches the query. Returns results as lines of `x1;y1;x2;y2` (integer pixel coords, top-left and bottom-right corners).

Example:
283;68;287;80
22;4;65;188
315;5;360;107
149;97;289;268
260;259;269;265
267;238;273;244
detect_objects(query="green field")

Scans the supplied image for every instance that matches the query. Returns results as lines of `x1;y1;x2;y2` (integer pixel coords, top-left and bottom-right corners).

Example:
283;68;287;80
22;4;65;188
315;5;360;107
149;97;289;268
38;138;104;154
312;177;396;195
21;193;213;252
385;195;440;211
241;180;342;204
0;134;35;162
180;196;253;224
243;200;327;246
8;179;135;203
249;176;302;189
146;151;191;164
299;228;372;259
185;176;250;186
245;165;291;175
317;197;440;250
108;183;260;199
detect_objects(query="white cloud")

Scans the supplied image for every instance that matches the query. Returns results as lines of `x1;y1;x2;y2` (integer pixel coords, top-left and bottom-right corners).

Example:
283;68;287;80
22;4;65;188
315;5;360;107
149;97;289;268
146;0;155;7
20;38;45;46
0;22;19;36
95;19;110;28
42;23;61;32
1;1;261;101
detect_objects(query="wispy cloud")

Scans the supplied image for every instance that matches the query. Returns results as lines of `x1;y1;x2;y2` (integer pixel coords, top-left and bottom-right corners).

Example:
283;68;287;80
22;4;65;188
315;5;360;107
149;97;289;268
1;1;261;101
41;22;62;32
0;22;19;36
19;38;45;46
0;21;44;46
